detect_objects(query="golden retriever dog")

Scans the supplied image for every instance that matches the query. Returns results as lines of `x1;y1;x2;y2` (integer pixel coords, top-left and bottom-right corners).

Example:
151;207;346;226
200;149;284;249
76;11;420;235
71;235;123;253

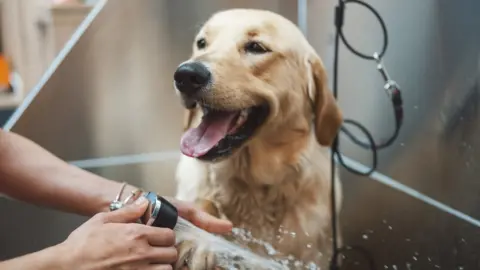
173;8;343;270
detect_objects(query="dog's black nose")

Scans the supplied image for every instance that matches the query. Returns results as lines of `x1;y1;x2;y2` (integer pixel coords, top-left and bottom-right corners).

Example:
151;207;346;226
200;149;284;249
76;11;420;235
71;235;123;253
174;62;211;95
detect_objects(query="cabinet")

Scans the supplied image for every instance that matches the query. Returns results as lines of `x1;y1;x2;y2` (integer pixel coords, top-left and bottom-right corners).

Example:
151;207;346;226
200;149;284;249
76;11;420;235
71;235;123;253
0;0;91;110
1;0;56;109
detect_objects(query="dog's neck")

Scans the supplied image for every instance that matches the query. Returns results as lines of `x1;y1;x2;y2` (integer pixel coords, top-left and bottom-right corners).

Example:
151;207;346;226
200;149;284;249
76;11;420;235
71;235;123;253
211;116;319;186
208;127;331;226
205;107;333;212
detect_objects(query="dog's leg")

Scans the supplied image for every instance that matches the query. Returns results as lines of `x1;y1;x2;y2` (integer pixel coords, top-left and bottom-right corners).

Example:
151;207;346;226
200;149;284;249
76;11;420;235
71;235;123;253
197;199;221;218
175;199;227;270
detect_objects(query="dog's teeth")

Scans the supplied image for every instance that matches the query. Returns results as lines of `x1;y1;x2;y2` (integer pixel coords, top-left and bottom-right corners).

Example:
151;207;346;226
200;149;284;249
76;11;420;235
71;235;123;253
235;116;242;126
228;109;249;135
240;109;248;118
236;109;248;126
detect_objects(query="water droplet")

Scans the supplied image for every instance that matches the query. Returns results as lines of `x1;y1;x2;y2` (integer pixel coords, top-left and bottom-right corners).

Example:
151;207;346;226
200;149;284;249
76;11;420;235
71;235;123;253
290;232;296;237
307;262;317;270
384;266;389;269
413;256;417;261
388;226;393;230
279;259;289;266
428;257;432;262
400;143;405;146
382;219;387;224
458;266;464;270
306;244;312;248
405;238;411;242
392;265;398;270
362;234;369;239
434;265;441;268
414;105;419;109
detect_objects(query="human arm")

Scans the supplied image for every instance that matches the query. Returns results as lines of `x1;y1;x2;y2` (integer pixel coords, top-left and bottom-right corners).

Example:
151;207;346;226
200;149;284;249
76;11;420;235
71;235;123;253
0;128;136;216
0;245;67;270
0;129;232;233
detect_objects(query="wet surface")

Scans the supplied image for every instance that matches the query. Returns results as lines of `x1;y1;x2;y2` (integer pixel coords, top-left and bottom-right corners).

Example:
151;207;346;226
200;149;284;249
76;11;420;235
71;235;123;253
340;172;480;269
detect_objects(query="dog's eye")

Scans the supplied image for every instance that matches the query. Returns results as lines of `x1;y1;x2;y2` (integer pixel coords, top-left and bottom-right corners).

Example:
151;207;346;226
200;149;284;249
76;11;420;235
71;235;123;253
244;41;270;54
196;38;207;49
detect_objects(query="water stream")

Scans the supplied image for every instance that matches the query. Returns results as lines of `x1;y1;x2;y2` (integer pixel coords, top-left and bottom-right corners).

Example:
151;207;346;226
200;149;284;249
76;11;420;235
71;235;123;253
173;217;322;269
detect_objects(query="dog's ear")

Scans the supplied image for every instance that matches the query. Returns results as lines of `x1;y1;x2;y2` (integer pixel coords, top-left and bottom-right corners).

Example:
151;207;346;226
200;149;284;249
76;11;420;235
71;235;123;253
307;55;343;146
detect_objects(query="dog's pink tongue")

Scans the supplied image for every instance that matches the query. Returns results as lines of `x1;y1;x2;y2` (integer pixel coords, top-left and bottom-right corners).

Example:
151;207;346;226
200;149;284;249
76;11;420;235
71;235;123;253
180;112;238;157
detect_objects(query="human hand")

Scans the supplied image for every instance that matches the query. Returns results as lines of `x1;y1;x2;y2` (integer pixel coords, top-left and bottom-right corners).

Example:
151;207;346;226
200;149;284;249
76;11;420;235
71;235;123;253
164;197;232;234
59;197;177;270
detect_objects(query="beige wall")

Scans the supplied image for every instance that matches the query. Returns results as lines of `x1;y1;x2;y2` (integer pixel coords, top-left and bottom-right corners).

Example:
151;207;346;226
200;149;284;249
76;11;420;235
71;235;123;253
1;0;90;99
2;0;56;93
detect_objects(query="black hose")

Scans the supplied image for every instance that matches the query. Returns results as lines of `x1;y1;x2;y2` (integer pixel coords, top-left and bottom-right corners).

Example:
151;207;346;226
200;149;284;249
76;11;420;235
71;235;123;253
328;0;403;269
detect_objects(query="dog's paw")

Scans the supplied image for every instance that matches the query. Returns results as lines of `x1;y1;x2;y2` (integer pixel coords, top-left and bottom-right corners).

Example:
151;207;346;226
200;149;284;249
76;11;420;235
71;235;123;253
175;240;222;270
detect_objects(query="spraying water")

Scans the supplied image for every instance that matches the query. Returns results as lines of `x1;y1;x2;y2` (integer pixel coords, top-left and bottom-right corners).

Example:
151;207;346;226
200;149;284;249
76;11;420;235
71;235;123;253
174;217;286;269
173;217;322;269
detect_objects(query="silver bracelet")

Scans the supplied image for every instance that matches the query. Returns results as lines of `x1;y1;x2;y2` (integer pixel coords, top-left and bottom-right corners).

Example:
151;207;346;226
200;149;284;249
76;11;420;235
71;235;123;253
109;182;127;211
123;188;144;205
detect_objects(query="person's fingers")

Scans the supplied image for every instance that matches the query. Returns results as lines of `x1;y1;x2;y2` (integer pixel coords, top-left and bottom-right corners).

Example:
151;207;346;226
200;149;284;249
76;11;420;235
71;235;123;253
145;247;178;264
167;198;232;234
142;265;173;270
144;227;176;247
99;197;149;223
189;210;233;234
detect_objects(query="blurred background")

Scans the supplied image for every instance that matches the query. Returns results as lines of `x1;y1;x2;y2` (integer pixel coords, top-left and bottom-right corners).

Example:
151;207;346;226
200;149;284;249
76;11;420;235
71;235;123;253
1;0;480;269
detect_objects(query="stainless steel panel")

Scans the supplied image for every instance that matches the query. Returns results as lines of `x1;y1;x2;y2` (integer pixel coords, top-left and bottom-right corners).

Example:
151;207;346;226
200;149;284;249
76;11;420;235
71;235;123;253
1;0;480;269
307;0;480;269
0;199;87;260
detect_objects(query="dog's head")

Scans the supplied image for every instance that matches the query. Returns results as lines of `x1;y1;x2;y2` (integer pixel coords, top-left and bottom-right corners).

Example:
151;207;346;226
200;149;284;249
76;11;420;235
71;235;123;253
174;9;342;162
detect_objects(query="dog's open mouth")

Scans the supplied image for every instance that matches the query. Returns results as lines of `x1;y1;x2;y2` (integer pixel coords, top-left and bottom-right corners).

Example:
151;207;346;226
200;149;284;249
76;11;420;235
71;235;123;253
180;104;269;161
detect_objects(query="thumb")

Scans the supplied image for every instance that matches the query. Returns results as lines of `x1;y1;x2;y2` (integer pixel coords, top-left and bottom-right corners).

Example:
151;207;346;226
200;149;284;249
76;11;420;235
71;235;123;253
102;197;149;223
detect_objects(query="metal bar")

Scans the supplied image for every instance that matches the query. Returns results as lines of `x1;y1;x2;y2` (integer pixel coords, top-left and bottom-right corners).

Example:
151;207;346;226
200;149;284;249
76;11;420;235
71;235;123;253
297;0;308;35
